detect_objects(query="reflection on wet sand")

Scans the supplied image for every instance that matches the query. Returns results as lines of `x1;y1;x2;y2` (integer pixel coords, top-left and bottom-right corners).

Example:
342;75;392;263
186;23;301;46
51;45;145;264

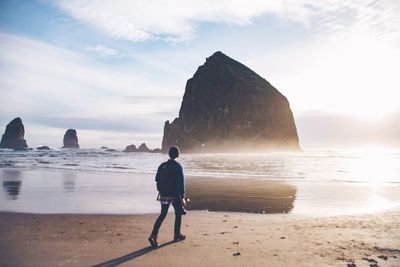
1;169;22;200
62;172;76;193
186;177;297;214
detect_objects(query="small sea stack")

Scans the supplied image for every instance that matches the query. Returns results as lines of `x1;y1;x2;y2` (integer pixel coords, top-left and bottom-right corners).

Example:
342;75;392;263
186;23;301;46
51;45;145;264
123;143;161;153
123;144;137;152
62;129;79;148
137;143;151;152
36;146;51;150
0;117;28;150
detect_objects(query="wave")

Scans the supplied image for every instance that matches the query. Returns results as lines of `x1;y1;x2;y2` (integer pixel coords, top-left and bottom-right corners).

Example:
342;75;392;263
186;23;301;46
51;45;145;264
0;149;399;183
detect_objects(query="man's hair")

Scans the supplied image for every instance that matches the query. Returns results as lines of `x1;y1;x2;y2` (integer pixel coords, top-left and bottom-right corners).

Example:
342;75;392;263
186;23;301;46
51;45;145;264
168;146;179;159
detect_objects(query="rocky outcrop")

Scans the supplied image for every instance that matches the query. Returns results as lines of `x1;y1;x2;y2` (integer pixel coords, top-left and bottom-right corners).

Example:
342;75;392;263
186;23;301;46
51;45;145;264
0;117;28;150
123;144;137;152
62;129;79;148
36;146;51;150
151;148;162;153
123;143;161;153
137;143;151;152
162;51;300;152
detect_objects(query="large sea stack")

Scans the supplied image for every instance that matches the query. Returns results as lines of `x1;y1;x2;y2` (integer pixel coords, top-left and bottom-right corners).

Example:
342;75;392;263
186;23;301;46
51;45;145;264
162;51;300;152
0;117;28;150
62;129;79;148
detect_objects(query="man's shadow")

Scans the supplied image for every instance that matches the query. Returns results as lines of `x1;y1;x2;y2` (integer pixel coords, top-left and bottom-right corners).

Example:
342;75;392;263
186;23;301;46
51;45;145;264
92;240;175;267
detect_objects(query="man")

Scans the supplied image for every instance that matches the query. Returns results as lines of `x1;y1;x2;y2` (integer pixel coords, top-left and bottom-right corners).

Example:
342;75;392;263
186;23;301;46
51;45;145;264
148;146;186;248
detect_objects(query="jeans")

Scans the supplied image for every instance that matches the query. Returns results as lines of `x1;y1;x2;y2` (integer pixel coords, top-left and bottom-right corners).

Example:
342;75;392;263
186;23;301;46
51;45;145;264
151;198;182;238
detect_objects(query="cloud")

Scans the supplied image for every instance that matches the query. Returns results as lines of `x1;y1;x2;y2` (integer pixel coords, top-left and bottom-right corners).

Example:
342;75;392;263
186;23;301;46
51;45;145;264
86;44;120;56
52;0;400;43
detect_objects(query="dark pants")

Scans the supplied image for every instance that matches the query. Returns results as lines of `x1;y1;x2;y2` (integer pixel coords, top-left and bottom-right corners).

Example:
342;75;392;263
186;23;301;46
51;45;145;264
151;198;182;238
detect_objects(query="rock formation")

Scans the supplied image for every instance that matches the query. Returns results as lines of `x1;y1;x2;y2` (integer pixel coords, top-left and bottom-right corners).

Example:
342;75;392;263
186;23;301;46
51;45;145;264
151;148;162;153
0;117;28;150
162;51;300;152
123;143;161;153
137;143;151;152
123;144;137;152
62;129;79;148
36;146;51;150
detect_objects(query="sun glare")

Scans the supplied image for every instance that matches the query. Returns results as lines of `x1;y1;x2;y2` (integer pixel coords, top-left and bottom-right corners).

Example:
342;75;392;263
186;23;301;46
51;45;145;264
287;36;400;121
350;146;399;183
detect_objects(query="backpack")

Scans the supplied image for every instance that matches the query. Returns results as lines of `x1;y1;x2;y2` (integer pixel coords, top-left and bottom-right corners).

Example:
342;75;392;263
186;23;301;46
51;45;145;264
156;161;176;196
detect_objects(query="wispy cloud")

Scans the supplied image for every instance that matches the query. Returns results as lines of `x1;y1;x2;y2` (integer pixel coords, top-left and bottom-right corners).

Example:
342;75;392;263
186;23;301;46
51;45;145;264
86;44;120;57
52;0;400;43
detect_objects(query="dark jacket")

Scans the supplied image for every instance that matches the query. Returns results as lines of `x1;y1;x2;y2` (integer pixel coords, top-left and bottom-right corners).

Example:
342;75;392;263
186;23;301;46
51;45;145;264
155;159;185;198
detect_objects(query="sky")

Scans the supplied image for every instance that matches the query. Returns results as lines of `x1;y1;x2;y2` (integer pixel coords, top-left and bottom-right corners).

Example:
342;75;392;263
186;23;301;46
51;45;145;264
0;0;399;149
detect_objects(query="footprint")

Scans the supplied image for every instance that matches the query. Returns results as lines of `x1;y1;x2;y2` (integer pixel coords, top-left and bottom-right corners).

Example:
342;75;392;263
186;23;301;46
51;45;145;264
378;255;388;260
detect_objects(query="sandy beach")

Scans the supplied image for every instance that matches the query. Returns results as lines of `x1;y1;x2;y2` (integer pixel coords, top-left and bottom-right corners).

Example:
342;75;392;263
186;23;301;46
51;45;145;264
1;209;399;267
1;154;400;266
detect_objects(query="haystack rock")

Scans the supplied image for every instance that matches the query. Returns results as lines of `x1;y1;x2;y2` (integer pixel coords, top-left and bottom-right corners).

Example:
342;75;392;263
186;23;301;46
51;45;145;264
0;117;28;150
162;51;300;152
62;129;79;148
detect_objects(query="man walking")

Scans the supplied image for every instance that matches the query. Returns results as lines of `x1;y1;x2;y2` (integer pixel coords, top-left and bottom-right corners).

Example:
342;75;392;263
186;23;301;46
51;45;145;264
148;146;186;248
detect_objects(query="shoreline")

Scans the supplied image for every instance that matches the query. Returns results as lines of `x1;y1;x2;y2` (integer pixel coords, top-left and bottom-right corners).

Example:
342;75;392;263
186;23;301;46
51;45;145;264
1;209;399;266
2;168;400;216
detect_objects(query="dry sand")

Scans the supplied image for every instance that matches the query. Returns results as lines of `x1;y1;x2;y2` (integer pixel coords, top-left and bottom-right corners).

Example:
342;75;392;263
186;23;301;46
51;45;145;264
1;209;399;267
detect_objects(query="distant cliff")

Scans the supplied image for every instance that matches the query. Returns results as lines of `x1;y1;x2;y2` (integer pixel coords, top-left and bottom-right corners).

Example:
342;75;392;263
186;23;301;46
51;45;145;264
162;51;299;152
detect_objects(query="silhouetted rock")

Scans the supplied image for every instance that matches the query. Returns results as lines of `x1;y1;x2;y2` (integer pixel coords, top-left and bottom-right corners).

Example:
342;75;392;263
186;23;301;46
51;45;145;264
123;144;137;152
137;143;151;152
162;51;300;152
0;117;28;150
151;148;162;153
105;148;117;152
101;146;108;149
36;146;51;150
123;143;161;153
62;129;79;148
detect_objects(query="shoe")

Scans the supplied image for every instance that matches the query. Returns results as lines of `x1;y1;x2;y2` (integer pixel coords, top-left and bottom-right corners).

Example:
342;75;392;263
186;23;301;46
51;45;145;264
148;235;158;248
173;234;186;242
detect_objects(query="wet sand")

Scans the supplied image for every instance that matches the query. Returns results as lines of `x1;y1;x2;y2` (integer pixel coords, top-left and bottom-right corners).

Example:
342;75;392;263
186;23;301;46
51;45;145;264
186;177;297;213
1;210;399;267
2;168;400;216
